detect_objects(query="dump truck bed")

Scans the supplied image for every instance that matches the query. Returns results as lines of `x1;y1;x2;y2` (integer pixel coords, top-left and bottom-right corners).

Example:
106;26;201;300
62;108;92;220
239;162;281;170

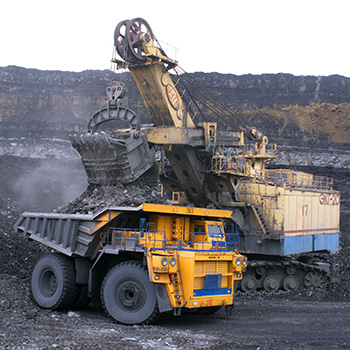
15;207;139;258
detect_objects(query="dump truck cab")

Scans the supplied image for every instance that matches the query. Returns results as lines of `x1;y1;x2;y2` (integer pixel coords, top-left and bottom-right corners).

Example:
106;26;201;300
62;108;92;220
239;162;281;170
190;220;227;249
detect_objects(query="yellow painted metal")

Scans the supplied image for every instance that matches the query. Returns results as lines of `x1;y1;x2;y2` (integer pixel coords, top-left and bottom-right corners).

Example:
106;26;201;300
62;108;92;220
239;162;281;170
140;34;177;66
178;250;244;309
129;63;195;128
141;203;233;218
144;126;205;146
146;249;245;309
92;210;122;233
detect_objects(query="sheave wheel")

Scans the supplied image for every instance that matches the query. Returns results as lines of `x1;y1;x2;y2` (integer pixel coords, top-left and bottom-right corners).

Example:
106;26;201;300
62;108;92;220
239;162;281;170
126;18;154;62
31;254;79;310
101;261;159;325
114;19;138;63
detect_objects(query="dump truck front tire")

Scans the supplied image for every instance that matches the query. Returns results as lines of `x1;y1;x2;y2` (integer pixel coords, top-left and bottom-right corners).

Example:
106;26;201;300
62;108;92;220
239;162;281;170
31;254;79;310
101;261;159;325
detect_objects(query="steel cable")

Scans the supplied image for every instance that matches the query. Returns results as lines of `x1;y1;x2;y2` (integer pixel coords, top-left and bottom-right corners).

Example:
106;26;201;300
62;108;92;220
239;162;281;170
172;66;249;131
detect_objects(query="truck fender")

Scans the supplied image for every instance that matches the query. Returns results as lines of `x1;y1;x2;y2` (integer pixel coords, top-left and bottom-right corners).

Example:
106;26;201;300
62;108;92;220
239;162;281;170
154;284;173;313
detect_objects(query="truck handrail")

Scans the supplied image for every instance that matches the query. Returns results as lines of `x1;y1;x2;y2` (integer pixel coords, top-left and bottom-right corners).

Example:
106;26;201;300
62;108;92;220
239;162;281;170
106;227;239;252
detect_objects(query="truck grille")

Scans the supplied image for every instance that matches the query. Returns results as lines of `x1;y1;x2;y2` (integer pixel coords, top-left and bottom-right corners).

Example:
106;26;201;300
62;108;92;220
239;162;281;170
194;260;231;290
194;260;230;274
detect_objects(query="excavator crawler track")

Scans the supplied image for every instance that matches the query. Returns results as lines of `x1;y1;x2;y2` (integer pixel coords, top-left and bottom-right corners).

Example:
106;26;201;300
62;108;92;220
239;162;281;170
237;257;330;294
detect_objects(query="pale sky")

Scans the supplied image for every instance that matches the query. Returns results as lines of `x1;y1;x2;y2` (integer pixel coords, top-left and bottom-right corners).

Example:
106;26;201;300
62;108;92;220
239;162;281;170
1;0;349;77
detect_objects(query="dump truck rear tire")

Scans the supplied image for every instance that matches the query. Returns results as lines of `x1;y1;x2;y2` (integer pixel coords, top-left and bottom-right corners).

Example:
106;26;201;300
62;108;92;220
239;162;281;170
101;261;159;325
31;254;79;310
72;284;91;309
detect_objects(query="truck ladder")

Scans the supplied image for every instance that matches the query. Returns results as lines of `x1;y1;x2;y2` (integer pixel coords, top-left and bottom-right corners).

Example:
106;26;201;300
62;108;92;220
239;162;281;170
172;253;185;315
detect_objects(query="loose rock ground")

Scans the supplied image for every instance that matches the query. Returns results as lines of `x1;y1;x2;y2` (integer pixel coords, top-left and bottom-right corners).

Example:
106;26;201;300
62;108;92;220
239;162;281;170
1;155;349;349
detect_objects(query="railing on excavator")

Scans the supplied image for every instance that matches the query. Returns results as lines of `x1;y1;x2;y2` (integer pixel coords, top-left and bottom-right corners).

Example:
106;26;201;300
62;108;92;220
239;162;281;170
105;228;239;252
214;143;278;158
242;143;278;157
211;155;251;177
211;144;278;177
263;170;334;191
211;154;334;191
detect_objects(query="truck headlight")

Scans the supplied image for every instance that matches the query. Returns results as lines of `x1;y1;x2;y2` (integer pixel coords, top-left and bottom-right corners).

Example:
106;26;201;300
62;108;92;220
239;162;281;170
170;257;176;267
235;257;241;266
161;257;168;266
242;257;247;267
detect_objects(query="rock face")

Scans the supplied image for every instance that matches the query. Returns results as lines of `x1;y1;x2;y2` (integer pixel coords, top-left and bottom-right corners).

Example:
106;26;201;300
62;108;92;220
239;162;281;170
1;66;350;121
0;65;349;149
0;66;147;127
193;73;350;109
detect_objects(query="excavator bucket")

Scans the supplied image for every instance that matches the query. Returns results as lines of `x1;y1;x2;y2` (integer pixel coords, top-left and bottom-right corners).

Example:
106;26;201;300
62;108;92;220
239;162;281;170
70;131;154;185
70;82;155;185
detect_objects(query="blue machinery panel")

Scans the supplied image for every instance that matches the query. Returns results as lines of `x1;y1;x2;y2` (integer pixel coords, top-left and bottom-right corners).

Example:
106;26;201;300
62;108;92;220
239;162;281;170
193;288;232;297
193;274;232;297
204;274;222;290
283;233;339;255
241;232;339;256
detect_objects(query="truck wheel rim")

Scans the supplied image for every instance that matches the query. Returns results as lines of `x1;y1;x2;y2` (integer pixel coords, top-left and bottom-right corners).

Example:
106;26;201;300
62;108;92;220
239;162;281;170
40;268;58;297
116;280;146;311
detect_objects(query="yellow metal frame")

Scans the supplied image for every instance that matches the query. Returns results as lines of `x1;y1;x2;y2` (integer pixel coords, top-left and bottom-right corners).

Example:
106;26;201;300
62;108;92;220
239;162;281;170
141;203;233;219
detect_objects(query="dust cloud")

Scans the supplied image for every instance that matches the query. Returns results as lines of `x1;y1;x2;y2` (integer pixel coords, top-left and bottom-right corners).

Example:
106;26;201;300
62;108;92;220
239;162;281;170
13;158;87;212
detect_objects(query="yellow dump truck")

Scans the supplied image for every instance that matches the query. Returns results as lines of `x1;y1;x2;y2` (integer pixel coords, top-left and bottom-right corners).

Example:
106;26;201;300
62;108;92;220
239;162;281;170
15;203;246;324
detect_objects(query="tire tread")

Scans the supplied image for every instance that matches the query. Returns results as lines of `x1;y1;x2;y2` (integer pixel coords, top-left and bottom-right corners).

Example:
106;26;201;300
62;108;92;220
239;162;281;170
32;253;79;311
101;260;159;325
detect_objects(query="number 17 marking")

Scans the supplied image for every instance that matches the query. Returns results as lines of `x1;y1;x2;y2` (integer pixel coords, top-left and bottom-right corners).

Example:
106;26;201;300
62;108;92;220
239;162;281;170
302;204;308;216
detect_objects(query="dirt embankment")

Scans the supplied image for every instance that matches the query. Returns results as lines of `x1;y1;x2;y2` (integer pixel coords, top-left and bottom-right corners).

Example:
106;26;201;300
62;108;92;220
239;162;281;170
243;102;350;145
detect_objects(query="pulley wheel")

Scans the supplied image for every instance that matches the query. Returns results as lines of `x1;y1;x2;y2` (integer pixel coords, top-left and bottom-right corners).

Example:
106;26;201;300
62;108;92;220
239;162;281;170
114;20;135;62
126;18;153;62
256;266;266;275
286;265;296;275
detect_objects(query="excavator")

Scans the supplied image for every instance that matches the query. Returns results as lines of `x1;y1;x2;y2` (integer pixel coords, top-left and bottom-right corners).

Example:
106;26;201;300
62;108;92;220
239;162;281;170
71;18;340;293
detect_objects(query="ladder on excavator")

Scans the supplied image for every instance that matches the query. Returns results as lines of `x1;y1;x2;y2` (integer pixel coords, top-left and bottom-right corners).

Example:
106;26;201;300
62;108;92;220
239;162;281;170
251;204;270;235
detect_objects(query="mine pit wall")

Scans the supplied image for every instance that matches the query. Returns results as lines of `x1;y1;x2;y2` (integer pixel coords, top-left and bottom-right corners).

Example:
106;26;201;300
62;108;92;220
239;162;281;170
1;136;350;170
238;180;340;256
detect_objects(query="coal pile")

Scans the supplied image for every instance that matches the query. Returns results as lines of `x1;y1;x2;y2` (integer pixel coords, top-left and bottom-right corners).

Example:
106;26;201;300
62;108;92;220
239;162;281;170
57;183;169;214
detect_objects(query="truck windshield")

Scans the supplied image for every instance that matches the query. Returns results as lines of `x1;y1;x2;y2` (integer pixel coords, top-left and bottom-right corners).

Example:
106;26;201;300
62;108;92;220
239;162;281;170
207;224;224;238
